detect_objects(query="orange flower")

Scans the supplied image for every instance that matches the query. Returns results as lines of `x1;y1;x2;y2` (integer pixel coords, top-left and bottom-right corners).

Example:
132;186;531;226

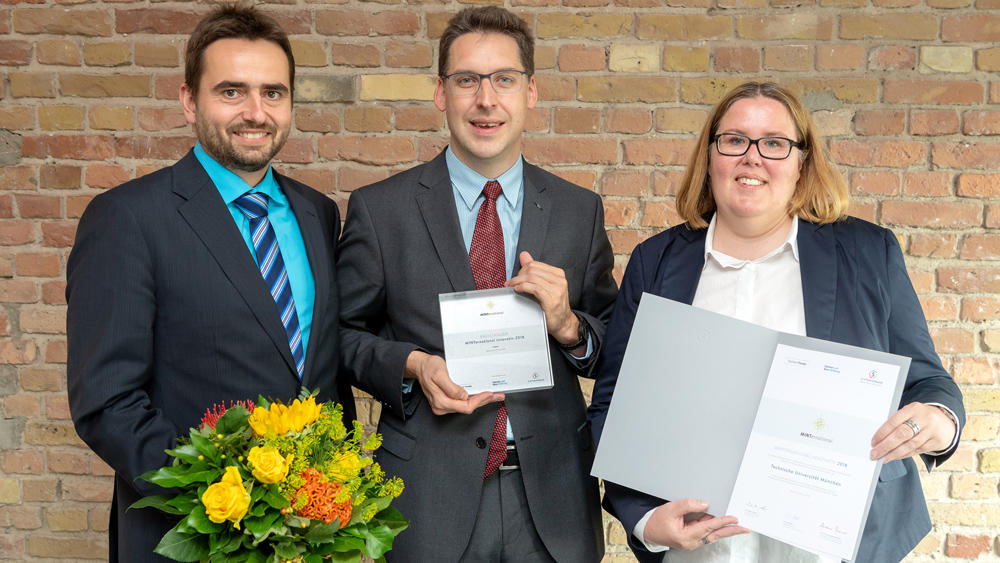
292;468;352;528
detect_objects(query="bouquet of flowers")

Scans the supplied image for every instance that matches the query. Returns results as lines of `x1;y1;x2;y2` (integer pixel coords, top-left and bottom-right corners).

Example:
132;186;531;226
131;389;406;563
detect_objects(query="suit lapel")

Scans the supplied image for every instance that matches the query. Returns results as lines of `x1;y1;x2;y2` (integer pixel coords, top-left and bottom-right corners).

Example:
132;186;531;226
281;176;329;386
513;163;551;276
797;220;837;340
173;152;299;379
415;153;477;291
662;225;707;305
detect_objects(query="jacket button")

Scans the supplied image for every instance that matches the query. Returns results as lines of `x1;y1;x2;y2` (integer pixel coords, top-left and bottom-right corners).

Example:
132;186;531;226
476;437;487;449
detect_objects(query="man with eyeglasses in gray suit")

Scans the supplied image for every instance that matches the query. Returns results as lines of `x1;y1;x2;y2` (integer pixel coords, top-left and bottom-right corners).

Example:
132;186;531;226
336;6;617;562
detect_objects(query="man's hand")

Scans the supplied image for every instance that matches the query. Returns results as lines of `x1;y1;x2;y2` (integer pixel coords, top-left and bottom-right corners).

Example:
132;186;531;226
643;499;750;551
405;350;503;415
870;402;956;463
506;251;580;346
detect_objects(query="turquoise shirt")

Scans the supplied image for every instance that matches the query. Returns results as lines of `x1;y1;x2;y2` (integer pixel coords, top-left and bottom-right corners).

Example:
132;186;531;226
194;142;315;359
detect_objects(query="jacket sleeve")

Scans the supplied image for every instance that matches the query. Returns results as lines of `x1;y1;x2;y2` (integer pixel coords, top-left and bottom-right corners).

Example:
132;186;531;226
336;190;418;417
882;228;965;468
67;192;177;497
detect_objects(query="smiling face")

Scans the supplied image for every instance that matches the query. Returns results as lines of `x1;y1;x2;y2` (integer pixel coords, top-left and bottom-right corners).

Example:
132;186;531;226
181;38;292;185
708;96;802;235
433;32;538;179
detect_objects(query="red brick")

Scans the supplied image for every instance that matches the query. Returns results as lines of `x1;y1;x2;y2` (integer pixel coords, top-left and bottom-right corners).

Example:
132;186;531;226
578;76;676;103
42;221;77;247
318;136;416;165
963;110;1000;135
911;110;960;136
550;170;597;191
417;137;449;162
154;73;184;100
961;296;1000;321
932;142;1000;170
829;140;927;168
27;536;107;560
959;173;1000;198
554;107;601;134
274;138;315;164
16;253;60;277
39;165;81;190
0;340;37;364
850;171;899;196
270;11;311;35
608;229;649;255
0;506;41;530
22;135;115;161
137;107;187;132
13;8;112;36
0;280;38;303
872;46;917;70
558;44;606;71
46;394;70;419
622;138;695;166
295;108;342;133
0;40;31;65
385;41;432;68
316;10;419;36
85;164;130;189
919;296;958;321
0;196;11;220
883;201;982;229
116;136;194;160
606;109;651;134
338;167;389;193
841;14;937;39
16;195;61;220
942;15;1000;42
909;234;958;259
816;44;865;71
642;200;683;228
344;106;392;133
930;328;975;354
525;108;550;133
535;75;576;102
36;39;80;66
282;169;335;195
3;393;40;417
763;45;812;71
944;534;992;558
603;200;639;226
331;43;380;67
20;368;62;392
885;80;984;105
0;106;34;130
115;8;202;34
523;137;618;165
952;357;996;385
394;106;443;132
0;221;35;246
42;280;66;305
854;110;905;136
960;234;1000;260
0;167;37;191
601;170;650;197
937;267;1000;293
715;46;760;72
1;450;43;475
903;171;953;197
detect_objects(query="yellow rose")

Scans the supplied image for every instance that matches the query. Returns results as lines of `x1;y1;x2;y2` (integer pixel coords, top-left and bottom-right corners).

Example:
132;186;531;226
201;466;251;528
248;446;292;484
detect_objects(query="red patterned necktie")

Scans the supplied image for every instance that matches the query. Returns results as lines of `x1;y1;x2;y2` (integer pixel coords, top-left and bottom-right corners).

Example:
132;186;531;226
470;180;509;480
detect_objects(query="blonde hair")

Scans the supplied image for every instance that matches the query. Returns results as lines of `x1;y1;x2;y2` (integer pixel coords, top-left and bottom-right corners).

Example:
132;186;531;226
675;81;849;229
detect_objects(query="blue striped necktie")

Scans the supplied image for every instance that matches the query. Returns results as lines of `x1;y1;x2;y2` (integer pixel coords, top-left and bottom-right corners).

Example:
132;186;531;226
234;192;305;378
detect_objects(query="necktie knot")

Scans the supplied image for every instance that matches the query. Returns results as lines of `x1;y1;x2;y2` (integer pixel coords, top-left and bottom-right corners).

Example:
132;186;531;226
234;192;269;221
483;180;502;203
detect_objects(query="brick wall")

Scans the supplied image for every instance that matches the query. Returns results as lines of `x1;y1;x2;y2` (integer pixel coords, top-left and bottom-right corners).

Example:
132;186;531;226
1;1;998;561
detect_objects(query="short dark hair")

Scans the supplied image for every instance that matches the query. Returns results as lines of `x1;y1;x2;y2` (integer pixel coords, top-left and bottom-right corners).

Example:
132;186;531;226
184;4;294;97
438;6;534;77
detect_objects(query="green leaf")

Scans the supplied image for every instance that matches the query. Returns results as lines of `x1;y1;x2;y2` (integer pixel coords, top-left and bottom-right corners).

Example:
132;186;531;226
272;541;301;559
185;506;224;535
374;505;409;535
244;510;282;539
167;444;204;464
362;524;395;559
215;406;251;436
260;487;288;510
190;432;219;460
142;465;221;488
326;551;362;563
128;494;187;515
153;528;210;562
166;495;199;513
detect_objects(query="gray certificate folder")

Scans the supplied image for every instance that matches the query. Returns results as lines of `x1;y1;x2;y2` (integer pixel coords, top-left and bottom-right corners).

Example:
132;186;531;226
590;293;909;528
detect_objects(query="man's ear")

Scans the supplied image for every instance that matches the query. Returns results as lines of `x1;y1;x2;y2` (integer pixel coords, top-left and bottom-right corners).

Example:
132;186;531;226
180;83;197;125
433;78;447;112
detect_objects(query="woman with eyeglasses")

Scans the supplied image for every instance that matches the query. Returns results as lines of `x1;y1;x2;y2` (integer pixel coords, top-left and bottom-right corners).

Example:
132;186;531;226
587;82;964;563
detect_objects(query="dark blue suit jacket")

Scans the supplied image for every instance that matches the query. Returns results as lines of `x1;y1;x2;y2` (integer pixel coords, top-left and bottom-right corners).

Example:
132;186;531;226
587;217;964;563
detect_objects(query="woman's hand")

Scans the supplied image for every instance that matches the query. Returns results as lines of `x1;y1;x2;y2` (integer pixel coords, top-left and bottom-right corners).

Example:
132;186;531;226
870;402;957;463
643;499;750;551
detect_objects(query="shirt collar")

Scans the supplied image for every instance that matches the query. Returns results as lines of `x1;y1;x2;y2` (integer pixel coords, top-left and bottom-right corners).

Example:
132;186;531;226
193;141;283;206
703;213;800;268
445;146;523;212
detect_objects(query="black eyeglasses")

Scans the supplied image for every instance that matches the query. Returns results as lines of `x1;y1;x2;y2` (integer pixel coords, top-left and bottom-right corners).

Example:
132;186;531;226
441;70;529;96
713;133;804;160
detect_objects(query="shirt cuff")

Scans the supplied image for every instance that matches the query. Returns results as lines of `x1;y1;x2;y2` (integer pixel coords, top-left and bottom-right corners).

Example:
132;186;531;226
401;379;414;394
634;508;670;552
567;331;594;360
923;402;960;459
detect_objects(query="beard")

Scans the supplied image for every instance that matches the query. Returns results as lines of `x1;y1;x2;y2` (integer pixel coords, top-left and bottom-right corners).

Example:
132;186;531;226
194;117;288;174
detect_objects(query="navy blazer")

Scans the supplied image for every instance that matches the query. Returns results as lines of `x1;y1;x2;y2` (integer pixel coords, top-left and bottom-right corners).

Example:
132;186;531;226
587;217;964;563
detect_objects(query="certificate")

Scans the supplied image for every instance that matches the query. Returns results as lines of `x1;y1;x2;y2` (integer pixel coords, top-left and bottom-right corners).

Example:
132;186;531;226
439;287;553;394
591;294;908;562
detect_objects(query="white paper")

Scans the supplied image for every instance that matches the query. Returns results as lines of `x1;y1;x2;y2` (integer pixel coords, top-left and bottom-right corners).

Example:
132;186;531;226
728;343;903;561
439;287;553;394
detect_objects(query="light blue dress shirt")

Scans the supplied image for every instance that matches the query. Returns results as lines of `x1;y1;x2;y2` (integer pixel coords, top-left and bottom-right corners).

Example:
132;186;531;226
194;142;315;359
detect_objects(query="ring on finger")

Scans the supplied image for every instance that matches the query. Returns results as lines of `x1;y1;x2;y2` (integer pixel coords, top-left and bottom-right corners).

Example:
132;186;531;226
904;419;920;437
701;537;709;545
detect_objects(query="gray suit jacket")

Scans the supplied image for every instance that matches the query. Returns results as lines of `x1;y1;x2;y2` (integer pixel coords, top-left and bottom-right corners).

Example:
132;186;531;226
337;151;618;562
67;151;354;563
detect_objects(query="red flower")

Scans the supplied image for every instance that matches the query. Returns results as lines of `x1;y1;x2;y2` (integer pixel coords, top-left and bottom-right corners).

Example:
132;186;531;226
200;399;256;430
